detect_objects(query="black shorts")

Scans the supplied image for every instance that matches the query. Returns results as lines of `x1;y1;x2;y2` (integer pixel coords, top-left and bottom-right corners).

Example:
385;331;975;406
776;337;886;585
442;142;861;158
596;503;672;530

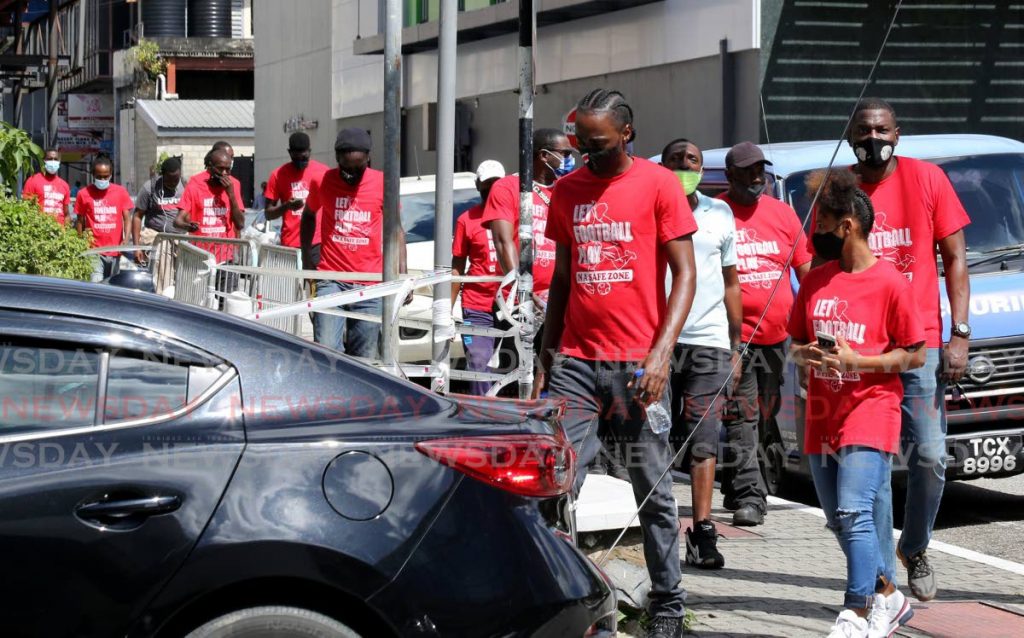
670;344;732;460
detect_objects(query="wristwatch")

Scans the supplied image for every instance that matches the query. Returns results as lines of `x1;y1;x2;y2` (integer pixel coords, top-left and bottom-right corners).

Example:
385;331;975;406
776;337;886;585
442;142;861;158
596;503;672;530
952;322;972;339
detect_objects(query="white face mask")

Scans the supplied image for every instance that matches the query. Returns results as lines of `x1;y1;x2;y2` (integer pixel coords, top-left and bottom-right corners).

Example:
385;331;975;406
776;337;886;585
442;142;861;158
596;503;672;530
93;178;110;190
44;160;60;174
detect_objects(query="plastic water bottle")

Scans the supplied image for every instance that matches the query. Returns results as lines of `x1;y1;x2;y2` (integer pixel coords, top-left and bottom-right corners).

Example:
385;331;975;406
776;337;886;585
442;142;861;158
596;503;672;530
634;369;672;435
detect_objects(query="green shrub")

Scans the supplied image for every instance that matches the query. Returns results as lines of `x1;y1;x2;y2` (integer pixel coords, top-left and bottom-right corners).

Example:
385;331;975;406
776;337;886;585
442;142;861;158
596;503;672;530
0;122;43;195
0;194;93;280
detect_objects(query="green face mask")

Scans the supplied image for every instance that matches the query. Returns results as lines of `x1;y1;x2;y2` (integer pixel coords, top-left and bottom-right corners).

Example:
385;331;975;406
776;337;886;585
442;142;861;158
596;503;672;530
674;170;703;195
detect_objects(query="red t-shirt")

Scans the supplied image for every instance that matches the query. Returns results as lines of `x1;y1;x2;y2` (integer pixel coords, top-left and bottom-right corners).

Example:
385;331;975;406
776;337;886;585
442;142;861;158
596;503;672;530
453;203;500;311
23;173;70;224
306;167;384;284
75;184;133;256
178;175;243;263
480;175;556;299
805;157;970;348
719;192;812;345
546;157;697;361
789;259;925;454
265;159;330;248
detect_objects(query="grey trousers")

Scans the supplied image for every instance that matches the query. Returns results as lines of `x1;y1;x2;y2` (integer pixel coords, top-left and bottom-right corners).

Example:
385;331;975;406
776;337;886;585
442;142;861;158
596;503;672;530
721;341;785;511
548;354;686;618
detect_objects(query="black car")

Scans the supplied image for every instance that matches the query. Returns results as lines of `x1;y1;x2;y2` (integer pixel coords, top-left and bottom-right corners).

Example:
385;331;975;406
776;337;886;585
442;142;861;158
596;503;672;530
0;274;616;638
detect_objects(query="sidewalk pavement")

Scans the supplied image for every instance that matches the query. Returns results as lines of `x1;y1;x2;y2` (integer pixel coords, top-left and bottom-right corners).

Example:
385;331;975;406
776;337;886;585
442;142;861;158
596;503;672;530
590;477;1024;637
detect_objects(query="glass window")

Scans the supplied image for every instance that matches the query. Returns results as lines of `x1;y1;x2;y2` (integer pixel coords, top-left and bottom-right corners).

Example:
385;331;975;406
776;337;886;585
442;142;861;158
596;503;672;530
934;154;1024;256
0;343;100;435
401;188;481;243
104;355;189;424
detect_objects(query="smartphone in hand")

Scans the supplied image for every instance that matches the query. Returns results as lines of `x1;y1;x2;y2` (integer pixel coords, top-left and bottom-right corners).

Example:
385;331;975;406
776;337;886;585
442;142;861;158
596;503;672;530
815;331;837;351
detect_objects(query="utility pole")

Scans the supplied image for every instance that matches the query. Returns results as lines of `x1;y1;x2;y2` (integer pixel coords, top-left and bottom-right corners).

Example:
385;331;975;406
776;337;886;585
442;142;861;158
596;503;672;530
46;0;59;148
516;0;536;399
380;0;403;367
430;0;457;394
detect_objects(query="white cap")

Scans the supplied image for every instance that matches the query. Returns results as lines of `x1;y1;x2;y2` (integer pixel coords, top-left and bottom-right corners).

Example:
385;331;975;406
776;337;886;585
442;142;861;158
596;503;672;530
475;159;505;182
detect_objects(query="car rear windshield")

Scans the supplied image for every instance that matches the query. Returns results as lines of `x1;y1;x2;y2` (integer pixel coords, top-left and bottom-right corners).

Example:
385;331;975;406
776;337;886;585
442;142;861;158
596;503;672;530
401;188;481;243
783;153;1024;257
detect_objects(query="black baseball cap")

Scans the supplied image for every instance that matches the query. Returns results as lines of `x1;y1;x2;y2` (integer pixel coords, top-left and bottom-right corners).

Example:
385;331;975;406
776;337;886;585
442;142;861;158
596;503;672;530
288;132;311;151
335;128;371;153
725;141;772;168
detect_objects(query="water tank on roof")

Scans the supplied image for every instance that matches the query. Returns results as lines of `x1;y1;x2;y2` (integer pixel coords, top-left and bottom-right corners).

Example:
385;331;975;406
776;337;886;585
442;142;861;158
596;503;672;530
188;0;233;38
141;0;187;38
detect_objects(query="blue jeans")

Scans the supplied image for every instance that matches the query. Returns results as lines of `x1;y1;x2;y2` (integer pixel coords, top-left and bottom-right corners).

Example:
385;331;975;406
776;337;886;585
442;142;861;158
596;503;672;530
876;348;946;579
461;307;496;396
313;280;382;359
809;447;895;610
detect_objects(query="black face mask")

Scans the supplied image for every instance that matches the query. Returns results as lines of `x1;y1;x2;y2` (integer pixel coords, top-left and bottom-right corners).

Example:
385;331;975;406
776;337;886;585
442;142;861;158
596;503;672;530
293;159;309;170
812;227;845;261
852;137;894;167
340;167;365;185
582;144;622;174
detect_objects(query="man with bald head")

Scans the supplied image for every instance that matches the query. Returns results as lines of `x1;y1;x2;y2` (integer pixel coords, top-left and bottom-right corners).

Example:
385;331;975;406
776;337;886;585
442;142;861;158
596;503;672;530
175;148;245;265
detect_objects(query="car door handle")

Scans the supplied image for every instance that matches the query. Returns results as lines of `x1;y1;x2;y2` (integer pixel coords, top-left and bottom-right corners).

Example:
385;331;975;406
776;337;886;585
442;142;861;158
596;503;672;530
76;495;182;520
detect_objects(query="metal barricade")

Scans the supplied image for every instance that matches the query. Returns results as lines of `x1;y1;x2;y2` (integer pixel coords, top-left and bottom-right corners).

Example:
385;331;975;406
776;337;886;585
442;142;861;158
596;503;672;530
151;233;259;301
174;242;217;308
251;245;304;335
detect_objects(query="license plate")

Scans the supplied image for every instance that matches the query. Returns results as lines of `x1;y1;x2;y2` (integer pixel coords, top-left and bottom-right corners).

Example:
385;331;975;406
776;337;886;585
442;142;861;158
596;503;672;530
953;435;1023;476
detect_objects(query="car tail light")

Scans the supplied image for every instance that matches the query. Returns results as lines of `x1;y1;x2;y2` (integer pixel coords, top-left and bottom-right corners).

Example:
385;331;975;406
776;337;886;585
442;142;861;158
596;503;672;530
584;612;617;637
415;434;575;497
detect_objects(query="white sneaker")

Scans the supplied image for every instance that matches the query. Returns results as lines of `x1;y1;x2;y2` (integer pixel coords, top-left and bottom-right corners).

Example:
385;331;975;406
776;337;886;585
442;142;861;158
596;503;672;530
827;609;868;638
867;590;914;638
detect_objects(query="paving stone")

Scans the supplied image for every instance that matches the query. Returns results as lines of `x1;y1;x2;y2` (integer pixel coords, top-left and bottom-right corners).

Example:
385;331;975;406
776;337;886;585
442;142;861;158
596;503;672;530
611;479;1024;637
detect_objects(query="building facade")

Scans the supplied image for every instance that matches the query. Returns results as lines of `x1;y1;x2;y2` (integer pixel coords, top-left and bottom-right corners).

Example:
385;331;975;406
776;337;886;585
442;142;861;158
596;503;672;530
254;0;761;181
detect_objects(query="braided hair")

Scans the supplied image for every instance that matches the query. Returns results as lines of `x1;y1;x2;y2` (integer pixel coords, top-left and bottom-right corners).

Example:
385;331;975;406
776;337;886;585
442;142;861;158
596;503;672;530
576;89;636;141
805;169;875;238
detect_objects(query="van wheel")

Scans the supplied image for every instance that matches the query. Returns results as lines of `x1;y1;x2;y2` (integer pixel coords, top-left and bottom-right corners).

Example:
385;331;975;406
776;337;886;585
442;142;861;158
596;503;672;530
185;606;361;638
759;427;788;496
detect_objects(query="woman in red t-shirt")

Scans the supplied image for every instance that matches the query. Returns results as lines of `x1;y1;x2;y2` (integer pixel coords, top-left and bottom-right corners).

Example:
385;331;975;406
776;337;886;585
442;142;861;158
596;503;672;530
788;170;925;638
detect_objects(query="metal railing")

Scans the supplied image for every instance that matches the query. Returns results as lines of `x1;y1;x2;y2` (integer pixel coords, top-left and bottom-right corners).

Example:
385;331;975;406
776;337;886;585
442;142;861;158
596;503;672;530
150;233;259;300
173;243;217;309
249;245;304;335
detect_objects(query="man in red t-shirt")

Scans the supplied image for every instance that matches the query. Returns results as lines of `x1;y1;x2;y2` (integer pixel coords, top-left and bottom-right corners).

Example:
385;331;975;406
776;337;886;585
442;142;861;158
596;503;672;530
452;159;505;396
264;132;330;269
717;141;812;527
303;128;406;359
482;128;575;311
22;148;71;225
174;149;246;269
538;89;697;637
75;156;134;282
811;98;971;603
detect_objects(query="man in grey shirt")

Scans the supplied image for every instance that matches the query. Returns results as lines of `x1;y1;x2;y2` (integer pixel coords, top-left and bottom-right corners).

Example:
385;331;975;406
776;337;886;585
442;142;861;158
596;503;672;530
132;157;186;290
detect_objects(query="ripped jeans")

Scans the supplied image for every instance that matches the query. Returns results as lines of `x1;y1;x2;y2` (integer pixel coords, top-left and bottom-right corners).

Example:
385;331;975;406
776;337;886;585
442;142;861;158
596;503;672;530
809;446;895;610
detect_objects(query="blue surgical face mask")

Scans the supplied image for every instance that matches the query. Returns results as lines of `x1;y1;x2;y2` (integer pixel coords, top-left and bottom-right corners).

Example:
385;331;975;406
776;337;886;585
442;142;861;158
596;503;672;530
545;150;575;178
44;160;60;174
93;178;110;190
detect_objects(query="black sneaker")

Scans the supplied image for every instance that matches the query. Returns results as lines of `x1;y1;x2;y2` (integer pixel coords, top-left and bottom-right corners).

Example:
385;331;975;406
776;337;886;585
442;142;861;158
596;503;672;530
646;615;685;638
685;520;725;569
898;547;937;601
